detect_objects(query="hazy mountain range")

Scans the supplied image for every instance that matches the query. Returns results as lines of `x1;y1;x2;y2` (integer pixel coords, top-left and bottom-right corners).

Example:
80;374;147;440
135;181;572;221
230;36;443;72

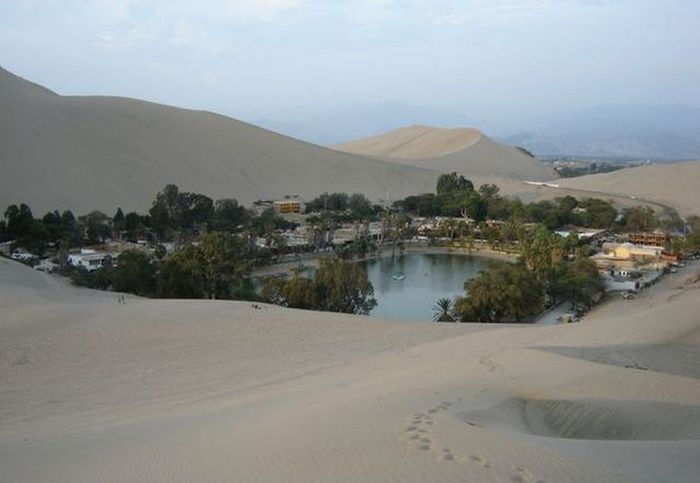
502;105;700;160
254;103;700;160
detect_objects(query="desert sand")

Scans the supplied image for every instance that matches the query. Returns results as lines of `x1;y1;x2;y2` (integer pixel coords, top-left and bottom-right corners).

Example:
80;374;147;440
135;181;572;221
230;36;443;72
2;257;699;483
335;125;483;159
334;125;556;181
0;66;438;214
556;161;700;217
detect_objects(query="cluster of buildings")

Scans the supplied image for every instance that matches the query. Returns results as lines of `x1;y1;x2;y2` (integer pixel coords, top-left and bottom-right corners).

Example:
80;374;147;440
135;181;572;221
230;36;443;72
413;216;514;239
258;221;385;250
589;231;680;292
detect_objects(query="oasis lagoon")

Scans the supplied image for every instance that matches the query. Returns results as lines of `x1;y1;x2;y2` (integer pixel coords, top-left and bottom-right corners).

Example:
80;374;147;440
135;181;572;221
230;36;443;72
359;253;490;321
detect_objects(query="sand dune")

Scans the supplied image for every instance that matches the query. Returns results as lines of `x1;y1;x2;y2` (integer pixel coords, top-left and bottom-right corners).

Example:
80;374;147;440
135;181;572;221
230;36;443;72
335;125;556;181
0;67;439;213
335;125;483;159
2;257;699;482
555;161;700;217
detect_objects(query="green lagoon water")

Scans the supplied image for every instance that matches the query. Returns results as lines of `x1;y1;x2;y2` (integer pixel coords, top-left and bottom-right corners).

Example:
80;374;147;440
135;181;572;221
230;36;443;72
359;253;489;321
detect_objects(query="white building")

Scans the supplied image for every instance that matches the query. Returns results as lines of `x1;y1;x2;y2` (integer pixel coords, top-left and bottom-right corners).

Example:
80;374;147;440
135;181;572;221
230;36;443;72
282;227;312;247
68;249;112;272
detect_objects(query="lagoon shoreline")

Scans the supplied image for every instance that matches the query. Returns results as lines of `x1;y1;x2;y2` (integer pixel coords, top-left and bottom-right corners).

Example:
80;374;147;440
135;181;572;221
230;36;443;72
253;242;517;277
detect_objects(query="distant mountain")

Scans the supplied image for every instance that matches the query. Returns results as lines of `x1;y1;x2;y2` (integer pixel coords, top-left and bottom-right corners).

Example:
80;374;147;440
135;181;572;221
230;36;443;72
334;125;555;181
0;66;439;214
254;102;700;160
253;102;476;145
501;105;700;160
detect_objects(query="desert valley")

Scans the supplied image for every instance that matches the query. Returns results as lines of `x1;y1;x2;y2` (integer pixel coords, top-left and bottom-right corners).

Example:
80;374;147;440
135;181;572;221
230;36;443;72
1;2;700;482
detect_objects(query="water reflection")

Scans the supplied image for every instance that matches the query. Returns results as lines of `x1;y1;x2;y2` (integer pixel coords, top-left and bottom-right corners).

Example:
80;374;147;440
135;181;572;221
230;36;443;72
360;254;488;321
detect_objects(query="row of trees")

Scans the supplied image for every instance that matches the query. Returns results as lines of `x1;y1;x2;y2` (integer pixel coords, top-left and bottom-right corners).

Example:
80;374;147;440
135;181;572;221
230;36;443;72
261;258;377;315
442;257;604;323
434;226;605;323
0;204;109;255
304;192;377;220
67;232;379;315
70;232;261;300
0;185;294;256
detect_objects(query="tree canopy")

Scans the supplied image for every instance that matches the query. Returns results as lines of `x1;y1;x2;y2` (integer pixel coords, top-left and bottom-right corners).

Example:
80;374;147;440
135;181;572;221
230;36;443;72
262;258;377;315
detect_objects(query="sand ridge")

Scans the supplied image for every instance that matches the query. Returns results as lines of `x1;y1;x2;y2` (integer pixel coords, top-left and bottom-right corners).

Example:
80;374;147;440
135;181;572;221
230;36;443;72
0;66;439;213
556;161;700;217
334;125;556;181
334;125;483;159
1;258;699;482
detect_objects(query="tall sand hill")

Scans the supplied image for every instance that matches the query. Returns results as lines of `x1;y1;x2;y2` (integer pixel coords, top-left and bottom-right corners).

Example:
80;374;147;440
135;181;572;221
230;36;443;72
334;125;556;181
0;67;439;214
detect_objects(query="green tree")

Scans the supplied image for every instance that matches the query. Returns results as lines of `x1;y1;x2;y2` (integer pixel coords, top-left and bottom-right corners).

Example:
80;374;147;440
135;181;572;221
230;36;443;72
211;198;250;232
81;211;111;244
432;297;455;322
281;277;317;309
199;232;250;299
551;258;605;309
4;204;33;239
437;172;474;196
157;245;206;298
156;233;251;299
520;225;554;278
150;184;181;236
454;262;544;323
313;258;377;314
263;258;377;315
686;216;700;251
623;206;657;232
348;194;373;219
111;250;156;296
463;191;487;221
113;207;125;224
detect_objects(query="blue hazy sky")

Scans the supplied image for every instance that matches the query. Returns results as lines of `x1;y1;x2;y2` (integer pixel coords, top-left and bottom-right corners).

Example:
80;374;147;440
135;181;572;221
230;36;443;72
1;0;698;119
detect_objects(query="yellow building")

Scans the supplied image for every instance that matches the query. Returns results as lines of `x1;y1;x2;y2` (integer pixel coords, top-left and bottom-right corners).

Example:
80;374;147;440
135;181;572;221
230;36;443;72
273;200;304;214
591;242;666;271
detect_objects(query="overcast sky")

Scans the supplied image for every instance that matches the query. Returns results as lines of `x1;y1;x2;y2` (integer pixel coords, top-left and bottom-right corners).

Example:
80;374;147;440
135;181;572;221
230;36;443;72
1;0;699;120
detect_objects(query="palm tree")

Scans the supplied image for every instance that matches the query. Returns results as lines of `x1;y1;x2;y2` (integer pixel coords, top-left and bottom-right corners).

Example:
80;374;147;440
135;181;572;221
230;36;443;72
432;297;456;322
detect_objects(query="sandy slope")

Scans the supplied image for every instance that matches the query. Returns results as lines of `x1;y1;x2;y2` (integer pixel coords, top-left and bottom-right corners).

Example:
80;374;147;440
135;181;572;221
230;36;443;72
334;125;556;181
335;125;483;159
1;257;699;483
556;161;700;217
0;67;438;214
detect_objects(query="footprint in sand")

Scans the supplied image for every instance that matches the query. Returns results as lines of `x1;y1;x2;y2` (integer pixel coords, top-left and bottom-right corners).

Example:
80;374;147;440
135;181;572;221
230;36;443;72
441;448;455;461
403;401;462;459
469;455;491;468
511;466;543;483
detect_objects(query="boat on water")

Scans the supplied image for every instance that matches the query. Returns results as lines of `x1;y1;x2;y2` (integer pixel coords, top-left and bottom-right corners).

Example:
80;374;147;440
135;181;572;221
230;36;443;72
392;273;406;281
